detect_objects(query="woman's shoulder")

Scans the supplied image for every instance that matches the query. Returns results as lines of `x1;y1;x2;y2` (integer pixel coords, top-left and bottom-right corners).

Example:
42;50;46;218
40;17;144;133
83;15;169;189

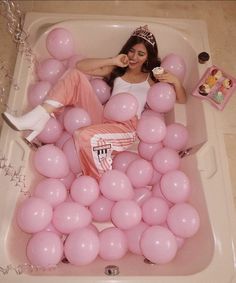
113;76;123;84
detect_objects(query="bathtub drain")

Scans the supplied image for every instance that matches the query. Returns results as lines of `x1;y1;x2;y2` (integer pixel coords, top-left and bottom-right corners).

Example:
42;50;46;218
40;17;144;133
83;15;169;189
144;258;155;265
61;257;69;264
105;265;120;276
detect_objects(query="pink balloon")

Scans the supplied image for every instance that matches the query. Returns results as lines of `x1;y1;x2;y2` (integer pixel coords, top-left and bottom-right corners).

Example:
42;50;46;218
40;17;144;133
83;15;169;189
33;178;67;207
26;231;63;267
90;78;111;104
37;58;65;84
138;141;163;161
87;223;99;235
148;169;162;186
141;109;165;121
142;197;169;225
55;106;73;128
147;82;176;113
28;81;51;107
125;221;149;255
62;137;82;174
104;92;138;122
55;130;71;149
70;175;99;206
152;147;180;174
52;202;92;234
140;226;178;264
152;182;173;207
161;222;170;229
63;107;91;134
34;144;69;178
167;203;200;238
99;169;134;201
136;115;166;143
46;28;75;60
89;195;114;222
37;117;63;144
175;236;185;249
160;170;191;203
161;53;186;82
16;197;53;233
44;222;63;237
64;227;99;266
59;170;76;189
112;151;139;172
99;227;128;260
111;200;142;230
133;187;152;206
65;194;74;203
126;158;153;188
163;123;189;150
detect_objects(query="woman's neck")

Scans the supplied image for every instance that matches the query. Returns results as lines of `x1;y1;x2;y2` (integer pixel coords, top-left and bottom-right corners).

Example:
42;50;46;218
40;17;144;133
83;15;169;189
123;69;148;83
127;67;143;75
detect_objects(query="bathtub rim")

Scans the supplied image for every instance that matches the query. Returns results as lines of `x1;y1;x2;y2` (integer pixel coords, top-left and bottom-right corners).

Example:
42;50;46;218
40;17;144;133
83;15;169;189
0;12;236;282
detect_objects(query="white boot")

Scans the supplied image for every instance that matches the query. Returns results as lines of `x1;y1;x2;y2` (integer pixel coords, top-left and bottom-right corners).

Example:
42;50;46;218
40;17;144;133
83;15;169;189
1;105;51;142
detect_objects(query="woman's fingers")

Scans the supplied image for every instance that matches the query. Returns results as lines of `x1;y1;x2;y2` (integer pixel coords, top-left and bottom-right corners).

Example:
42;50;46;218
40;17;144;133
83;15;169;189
120;54;129;66
156;72;179;84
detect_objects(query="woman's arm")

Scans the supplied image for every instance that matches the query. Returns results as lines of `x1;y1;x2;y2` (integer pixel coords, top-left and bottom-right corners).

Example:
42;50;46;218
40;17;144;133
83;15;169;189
154;71;187;104
76;54;129;77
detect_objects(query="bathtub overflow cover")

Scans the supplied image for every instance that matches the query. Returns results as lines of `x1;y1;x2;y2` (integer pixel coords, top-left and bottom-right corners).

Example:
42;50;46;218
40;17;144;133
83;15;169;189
105;265;120;276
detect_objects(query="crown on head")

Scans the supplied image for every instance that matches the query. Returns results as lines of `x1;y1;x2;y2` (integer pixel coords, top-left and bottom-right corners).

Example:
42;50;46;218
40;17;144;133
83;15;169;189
131;25;155;46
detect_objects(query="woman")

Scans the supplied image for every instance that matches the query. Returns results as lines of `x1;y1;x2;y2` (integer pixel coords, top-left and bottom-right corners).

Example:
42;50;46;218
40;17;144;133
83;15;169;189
1;25;187;179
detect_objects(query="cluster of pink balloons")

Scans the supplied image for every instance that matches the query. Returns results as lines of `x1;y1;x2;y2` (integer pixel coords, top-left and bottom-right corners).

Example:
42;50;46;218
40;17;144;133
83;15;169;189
27;27;111;108
17;103;199;267
17;142;200;267
17;26;200;268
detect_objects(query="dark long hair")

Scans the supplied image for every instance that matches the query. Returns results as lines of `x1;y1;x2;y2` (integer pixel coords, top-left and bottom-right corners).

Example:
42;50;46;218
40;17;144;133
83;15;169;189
105;35;161;90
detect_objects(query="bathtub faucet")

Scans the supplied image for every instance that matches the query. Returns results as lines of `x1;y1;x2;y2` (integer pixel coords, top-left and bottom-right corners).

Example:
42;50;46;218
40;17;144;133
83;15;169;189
179;142;205;158
179;148;192;158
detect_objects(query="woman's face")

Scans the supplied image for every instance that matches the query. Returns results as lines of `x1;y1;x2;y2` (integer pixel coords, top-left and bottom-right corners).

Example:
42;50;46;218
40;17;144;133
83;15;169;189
127;43;148;71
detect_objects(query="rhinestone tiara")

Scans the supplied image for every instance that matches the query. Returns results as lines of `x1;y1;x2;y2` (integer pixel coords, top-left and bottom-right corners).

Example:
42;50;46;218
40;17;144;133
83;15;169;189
131;25;155;46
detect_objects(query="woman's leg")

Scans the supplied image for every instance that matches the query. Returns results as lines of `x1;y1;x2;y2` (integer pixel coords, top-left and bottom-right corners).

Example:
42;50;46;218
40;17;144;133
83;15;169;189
2;69;104;141
73;118;138;180
44;69;103;124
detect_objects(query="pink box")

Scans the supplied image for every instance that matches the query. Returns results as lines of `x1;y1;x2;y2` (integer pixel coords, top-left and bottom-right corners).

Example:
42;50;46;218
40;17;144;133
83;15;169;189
192;65;236;110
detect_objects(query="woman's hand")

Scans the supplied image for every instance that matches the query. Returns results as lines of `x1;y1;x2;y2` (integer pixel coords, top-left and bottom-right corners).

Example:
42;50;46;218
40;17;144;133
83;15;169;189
155;71;180;87
113;54;129;68
155;71;187;104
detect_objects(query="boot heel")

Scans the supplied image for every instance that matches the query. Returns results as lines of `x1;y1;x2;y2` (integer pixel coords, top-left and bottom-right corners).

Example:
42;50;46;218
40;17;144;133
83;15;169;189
25;130;40;143
23;138;40;150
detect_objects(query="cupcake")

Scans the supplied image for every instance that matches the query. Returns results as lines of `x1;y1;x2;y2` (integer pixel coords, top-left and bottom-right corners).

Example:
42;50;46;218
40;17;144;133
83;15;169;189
222;78;233;89
198;83;211;96
212;91;224;104
152;67;164;75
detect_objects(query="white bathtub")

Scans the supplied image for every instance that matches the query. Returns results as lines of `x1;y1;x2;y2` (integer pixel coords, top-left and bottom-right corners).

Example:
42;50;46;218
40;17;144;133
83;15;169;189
0;12;236;283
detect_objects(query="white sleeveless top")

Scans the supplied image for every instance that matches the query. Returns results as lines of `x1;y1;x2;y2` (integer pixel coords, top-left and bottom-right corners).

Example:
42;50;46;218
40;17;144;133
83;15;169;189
111;76;151;118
